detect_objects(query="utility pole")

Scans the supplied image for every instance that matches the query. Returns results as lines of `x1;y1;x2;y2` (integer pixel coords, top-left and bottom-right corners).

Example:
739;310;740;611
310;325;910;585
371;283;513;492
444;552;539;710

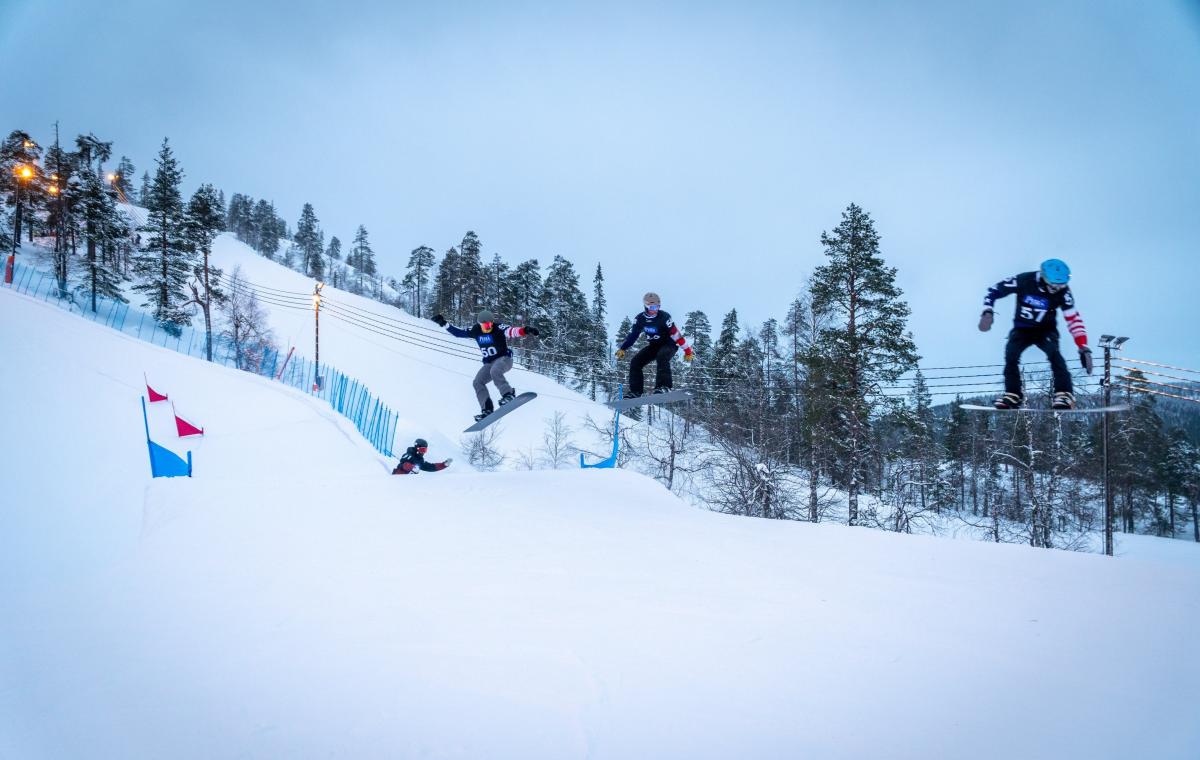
1099;335;1129;556
313;282;324;392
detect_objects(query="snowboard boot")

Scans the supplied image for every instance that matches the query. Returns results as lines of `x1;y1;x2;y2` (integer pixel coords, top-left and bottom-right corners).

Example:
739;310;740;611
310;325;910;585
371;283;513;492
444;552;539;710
652;386;672;395
993;392;1022;410
475;398;495;421
500;390;517;406
625;391;643;400
1052;391;1076;410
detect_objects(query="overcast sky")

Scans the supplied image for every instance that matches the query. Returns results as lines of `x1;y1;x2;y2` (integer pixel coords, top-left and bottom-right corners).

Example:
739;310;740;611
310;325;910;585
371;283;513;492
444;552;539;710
4;0;1198;375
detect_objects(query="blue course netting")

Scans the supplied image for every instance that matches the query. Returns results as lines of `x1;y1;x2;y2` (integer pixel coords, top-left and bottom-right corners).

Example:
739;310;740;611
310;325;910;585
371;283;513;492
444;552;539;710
4;260;398;458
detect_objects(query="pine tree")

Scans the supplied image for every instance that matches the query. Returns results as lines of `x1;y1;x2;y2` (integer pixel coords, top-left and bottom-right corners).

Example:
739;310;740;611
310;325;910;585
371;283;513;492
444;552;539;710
132;138;194;335
349;225;374;294
114;156;136;198
539;255;590;384
250;199;278;258
432;247;460;319
1;130;43;247
708;308;743;433
183;184;227;361
505;259;542;324
76;161;129;312
293;203;323;279
457;231;485;318
587;263;609;400
485;253;510;313
138;171;151;205
810;203;918;525
325;235;342;287
402;245;436;318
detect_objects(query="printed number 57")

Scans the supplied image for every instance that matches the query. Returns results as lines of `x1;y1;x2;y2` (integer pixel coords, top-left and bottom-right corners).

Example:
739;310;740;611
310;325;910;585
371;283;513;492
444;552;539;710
1019;306;1047;322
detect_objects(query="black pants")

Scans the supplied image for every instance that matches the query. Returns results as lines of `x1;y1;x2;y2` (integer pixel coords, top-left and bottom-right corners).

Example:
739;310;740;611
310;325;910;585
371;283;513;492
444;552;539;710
1004;328;1072;396
629;341;678;394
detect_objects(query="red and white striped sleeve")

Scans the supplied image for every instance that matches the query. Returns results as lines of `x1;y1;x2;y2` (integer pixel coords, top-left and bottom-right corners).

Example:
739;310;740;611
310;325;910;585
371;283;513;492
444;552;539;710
668;322;693;357
1061;290;1087;348
503;325;526;339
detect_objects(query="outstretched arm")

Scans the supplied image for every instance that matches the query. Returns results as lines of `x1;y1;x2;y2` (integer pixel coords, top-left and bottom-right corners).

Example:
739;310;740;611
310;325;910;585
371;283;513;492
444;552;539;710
433;313;471;338
1060;289;1088;348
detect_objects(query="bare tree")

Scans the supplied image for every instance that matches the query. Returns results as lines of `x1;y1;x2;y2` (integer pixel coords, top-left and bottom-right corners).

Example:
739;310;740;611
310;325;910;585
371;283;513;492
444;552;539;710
219;265;276;371
539;412;577;469
461;425;506;471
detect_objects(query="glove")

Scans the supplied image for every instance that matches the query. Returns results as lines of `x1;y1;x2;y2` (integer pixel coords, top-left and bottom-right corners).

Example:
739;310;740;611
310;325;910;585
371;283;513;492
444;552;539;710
683;351;694;362
615;349;625;360
443;458;453;466
978;309;993;332
525;326;539;336
433;314;447;326
1079;346;1094;375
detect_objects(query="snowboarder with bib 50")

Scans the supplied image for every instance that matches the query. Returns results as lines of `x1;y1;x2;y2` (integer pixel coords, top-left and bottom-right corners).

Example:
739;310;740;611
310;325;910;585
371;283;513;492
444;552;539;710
434;309;539;422
615;292;694;398
979;258;1093;410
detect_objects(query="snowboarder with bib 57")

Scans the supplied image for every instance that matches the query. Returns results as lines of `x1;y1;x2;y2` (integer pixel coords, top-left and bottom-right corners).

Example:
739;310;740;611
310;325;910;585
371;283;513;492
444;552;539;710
392;438;452;475
434;309;539;422
979;258;1093;410
615;292;694;398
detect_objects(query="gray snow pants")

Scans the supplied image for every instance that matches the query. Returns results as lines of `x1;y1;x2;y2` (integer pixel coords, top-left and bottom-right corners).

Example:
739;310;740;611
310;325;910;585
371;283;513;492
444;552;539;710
473;356;514;409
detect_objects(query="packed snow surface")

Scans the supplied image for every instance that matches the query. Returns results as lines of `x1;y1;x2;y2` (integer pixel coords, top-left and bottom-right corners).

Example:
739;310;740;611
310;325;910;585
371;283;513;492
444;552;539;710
2;272;1199;759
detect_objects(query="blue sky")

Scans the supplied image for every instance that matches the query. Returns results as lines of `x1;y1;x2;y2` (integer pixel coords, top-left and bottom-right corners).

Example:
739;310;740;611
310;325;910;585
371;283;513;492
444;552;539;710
3;0;1198;374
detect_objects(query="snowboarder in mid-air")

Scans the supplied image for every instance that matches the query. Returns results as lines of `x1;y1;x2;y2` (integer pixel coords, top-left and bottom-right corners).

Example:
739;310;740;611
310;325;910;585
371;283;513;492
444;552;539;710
392;438;452;475
434;309;539;421
979;258;1093;410
615;292;694;398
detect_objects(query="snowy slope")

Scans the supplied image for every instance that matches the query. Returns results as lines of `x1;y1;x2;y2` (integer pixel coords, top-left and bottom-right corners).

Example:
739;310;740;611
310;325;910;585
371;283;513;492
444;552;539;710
2;282;1200;758
203;231;616;460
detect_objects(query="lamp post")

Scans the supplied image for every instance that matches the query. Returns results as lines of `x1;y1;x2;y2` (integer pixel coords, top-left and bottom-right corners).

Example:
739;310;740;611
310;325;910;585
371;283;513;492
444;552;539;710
313;282;324;392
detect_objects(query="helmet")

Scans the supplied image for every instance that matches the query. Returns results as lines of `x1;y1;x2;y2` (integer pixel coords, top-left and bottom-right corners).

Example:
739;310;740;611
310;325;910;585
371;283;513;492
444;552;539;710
642;292;661;306
476;309;495;324
414;438;428;449
1039;259;1070;286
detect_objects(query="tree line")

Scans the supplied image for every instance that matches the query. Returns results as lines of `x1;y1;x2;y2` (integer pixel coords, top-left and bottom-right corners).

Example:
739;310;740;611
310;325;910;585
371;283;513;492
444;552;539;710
5;125;1197;549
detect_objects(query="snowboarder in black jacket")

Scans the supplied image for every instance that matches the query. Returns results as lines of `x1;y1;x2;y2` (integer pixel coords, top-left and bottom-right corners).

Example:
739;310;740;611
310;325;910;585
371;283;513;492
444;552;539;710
615;292;694;398
979;258;1093;410
434;309;539;421
392;438;452;475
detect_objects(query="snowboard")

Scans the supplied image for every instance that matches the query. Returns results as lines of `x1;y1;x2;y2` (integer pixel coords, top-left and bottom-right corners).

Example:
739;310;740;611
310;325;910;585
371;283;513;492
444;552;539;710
607;389;693;411
463;392;537;432
959;403;1129;414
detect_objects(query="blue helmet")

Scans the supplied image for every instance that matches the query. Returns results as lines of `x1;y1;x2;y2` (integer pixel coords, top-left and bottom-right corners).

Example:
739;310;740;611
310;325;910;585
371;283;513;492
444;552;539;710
1039;258;1070;285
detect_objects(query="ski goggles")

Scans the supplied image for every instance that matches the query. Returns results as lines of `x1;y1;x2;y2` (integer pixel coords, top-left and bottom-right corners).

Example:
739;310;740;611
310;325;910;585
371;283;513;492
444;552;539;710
479;321;494;331
643;303;661;312
417;446;428;454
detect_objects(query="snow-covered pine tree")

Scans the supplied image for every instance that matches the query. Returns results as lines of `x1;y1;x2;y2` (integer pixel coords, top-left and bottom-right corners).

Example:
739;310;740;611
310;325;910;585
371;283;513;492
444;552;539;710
431;246;460;319
75;161;128;312
587;263;608;400
114;156;136;198
539;255;590;385
293;203;323;279
138;171;151;205
325;235;342;287
810;203;917;525
486;253;510;315
133;138;194;335
250;199;278;258
349;225;374;295
681;310;713;411
457;231;485;320
402;245;435;318
183;184;227;361
1;130;43;246
42;134;76;295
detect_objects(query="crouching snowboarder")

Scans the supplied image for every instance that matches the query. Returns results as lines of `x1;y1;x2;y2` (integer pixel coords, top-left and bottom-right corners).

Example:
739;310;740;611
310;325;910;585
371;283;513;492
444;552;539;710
614;292;694;398
392;438;452;475
979;258;1093;410
434;309;539;421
